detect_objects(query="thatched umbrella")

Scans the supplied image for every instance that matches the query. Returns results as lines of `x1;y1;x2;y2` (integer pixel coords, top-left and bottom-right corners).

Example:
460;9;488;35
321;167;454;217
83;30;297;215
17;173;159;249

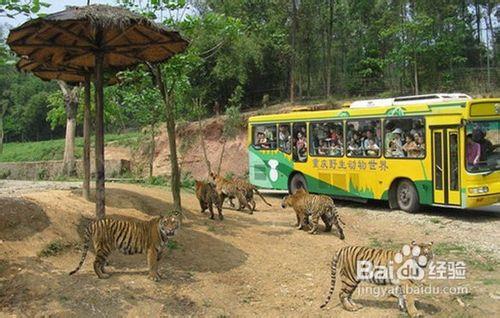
8;5;188;218
17;57;118;201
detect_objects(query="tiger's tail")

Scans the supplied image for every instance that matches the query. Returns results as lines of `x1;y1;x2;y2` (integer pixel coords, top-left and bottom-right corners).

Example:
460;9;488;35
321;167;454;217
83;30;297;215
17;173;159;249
320;250;341;308
69;226;91;276
253;187;272;206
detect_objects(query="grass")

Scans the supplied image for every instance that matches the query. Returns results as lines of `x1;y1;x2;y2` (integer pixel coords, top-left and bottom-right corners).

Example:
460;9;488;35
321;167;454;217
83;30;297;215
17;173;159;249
433;242;467;256
482;278;500;285
0;132;140;163
368;237;402;250
38;240;72;257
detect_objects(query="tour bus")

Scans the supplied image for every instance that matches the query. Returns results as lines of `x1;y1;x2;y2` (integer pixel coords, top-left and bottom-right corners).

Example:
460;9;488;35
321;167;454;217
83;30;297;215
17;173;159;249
247;94;500;212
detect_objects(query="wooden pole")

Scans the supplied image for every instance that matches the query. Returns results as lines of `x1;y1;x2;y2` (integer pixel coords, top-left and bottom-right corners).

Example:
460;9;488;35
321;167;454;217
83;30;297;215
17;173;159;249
94;49;105;219
82;74;91;201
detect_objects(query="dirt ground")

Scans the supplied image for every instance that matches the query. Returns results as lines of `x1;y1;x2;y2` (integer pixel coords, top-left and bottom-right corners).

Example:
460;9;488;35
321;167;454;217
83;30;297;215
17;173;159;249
0;182;499;317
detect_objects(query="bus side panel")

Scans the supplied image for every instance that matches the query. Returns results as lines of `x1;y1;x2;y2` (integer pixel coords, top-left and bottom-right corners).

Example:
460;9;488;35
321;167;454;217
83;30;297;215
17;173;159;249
248;146;292;191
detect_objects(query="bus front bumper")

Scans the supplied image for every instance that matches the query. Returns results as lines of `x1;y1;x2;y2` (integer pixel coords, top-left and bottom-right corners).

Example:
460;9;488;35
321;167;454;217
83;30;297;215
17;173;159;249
465;193;500;209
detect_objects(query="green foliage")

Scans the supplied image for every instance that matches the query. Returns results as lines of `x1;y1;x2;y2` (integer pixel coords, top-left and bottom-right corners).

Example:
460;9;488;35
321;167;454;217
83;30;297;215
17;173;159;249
222;105;243;140
147;175;168;186
0;132;139;162
180;171;195;189
0;168;10;179
36;168;47;180
38;240;69;257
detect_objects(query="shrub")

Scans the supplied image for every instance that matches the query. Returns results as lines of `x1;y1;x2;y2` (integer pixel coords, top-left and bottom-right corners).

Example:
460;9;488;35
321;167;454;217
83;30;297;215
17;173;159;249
0;169;11;179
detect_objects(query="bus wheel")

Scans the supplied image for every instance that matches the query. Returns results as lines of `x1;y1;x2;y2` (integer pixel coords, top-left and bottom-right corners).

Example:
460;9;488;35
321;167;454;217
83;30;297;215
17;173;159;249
396;180;420;213
289;173;307;194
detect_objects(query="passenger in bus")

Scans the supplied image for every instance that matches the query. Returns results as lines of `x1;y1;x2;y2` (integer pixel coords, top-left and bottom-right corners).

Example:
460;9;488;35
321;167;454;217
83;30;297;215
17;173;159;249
364;138;380;157
329;139;343;156
347;136;363;156
472;128;493;162
402;135;419;158
415;133;425;158
279;126;291;152
386;128;404;157
256;132;270;149
296;132;307;161
466;134;481;168
264;127;275;142
317;139;328;156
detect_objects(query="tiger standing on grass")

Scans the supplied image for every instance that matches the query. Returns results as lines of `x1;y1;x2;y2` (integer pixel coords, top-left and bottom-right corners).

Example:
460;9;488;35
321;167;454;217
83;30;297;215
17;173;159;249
195;180;224;220
69;215;179;282
281;188;345;239
320;241;434;318
210;172;253;213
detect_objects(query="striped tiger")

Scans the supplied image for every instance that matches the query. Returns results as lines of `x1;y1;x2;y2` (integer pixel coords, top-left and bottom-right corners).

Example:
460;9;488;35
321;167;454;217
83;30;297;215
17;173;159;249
320;241;434;318
210;172;253;213
195;180;223;220
230;176;272;211
69;215;179;281
281;188;345;238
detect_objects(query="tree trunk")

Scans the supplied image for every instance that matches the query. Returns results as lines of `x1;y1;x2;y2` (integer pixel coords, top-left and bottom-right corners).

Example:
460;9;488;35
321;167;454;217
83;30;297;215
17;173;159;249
58;81;79;177
217;139;227;175
413;54;419;95
149;123;156;178
326;0;333;97
154;65;182;213
0;114;4;155
83;76;91;201
290;0;298;103
94;50;106;220
198;112;212;176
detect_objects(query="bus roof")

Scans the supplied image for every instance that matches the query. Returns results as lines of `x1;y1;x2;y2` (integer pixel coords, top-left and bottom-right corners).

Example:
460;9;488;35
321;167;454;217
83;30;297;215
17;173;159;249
248;98;499;123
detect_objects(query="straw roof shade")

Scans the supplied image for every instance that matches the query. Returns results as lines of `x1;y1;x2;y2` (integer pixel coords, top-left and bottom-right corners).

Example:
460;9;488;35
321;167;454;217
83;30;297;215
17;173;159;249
7;5;188;71
16;57;118;85
7;4;189;218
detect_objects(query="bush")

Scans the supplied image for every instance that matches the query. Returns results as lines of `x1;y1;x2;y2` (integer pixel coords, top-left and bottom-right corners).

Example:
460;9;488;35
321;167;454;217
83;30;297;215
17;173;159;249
0;169;11;179
38;240;69;257
181;171;195;189
36;168;48;181
147;175;168;186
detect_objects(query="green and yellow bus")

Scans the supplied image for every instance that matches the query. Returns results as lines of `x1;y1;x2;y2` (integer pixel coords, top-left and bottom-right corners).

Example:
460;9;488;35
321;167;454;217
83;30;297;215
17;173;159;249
248;94;500;212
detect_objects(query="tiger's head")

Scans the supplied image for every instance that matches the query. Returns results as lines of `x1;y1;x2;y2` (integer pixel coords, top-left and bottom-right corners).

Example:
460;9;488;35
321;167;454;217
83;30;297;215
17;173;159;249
409;240;434;267
281;188;307;209
158;215;180;238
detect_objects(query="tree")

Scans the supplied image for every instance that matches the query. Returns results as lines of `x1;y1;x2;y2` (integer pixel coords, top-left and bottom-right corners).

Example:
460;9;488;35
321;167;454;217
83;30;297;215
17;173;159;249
56;81;80;176
112;67;165;178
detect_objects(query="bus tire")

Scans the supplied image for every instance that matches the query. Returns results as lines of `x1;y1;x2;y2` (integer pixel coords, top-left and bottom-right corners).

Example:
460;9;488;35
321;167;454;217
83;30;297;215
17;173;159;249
289;173;307;194
396;180;420;213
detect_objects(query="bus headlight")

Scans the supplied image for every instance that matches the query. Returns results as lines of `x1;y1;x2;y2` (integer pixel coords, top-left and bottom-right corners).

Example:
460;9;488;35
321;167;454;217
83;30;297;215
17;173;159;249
468;186;489;194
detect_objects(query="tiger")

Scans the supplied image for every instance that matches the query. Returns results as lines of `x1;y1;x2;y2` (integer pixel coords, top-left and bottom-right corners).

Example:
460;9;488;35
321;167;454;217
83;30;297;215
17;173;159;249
281;188;344;239
320;241;434;318
195;180;223;220
209;172;253;213
229;177;272;211
69;214;179;282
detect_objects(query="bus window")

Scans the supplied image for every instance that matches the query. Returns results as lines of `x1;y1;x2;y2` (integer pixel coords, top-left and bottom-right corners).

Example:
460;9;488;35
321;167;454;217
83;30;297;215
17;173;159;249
385;118;425;158
346;119;381;157
278;124;291;154
310;121;343;157
252;124;277;150
465;120;499;172
292;123;307;162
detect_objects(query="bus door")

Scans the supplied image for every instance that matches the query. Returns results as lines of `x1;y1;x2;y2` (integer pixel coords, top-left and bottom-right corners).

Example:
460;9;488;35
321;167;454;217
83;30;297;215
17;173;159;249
431;127;461;206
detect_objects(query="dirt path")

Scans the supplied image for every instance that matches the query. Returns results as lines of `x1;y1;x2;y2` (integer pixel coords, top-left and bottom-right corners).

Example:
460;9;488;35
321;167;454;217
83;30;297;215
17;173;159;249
0;183;498;317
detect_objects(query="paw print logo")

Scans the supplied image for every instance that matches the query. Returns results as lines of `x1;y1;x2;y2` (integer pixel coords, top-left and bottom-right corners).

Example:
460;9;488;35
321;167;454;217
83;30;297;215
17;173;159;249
394;244;427;281
268;159;279;182
394;244;429;267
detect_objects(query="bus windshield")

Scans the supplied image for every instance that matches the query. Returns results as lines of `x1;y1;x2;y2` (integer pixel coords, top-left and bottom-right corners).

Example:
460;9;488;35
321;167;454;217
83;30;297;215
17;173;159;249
466;120;500;172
